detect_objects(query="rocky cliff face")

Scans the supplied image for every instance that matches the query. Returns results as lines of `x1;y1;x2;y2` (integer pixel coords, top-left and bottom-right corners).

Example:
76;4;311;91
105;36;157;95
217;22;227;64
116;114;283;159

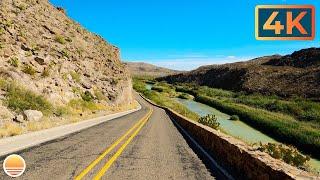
160;49;320;100
0;0;132;123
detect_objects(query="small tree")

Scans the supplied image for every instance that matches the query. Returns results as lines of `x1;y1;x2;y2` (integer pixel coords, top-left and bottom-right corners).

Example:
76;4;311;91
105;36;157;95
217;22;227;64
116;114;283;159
198;114;220;129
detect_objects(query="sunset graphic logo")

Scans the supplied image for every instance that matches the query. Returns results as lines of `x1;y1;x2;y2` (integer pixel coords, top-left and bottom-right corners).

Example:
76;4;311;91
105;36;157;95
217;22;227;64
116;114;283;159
3;154;26;177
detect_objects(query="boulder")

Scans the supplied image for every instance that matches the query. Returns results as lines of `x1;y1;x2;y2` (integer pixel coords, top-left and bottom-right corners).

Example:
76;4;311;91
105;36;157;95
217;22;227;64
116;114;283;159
13;115;24;123
21;44;31;51
23;110;43;121
34;56;47;65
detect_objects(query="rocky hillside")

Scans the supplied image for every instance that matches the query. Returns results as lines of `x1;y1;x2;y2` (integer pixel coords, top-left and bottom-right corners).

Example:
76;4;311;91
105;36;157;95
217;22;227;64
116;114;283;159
0;0;132;127
125;62;182;77
160;48;320;99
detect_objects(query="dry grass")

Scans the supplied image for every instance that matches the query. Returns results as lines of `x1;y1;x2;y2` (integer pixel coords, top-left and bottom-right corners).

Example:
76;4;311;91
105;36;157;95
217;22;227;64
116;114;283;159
0;122;23;137
0;100;139;138
26;120;54;132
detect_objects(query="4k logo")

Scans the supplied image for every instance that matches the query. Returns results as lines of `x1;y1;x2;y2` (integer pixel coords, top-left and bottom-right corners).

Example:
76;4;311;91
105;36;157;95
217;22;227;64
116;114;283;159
255;5;315;40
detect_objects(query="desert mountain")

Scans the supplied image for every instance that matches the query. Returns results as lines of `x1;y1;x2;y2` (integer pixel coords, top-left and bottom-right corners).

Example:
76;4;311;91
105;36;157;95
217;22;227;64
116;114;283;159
160;48;320;99
125;62;182;77
0;0;132;125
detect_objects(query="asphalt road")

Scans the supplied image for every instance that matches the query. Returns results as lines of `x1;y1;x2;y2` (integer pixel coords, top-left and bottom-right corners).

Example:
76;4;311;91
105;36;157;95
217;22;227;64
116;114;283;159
0;94;223;180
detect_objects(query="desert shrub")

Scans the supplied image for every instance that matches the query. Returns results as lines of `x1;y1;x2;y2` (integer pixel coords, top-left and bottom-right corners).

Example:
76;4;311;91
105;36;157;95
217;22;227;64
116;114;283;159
61;49;69;58
0;43;4;49
0;27;5;35
72;87;81;95
68;99;100;112
70;71;81;82
94;88;106;101
55;35;66;44
17;3;27;10
198;114;220;129
4;83;52;113
258;143;310;167
31;44;40;52
81;91;94;102
22;64;36;75
25;50;32;57
41;68;50;77
54;106;70;117
9;57;19;67
230;115;239;121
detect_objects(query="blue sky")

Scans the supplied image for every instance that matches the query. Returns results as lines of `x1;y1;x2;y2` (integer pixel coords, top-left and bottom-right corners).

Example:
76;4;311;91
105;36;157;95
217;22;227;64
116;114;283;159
50;0;319;70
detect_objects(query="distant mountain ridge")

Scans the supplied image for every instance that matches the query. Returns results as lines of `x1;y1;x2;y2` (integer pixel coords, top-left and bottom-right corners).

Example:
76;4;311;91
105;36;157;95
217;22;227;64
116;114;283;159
159;48;320;99
125;62;182;77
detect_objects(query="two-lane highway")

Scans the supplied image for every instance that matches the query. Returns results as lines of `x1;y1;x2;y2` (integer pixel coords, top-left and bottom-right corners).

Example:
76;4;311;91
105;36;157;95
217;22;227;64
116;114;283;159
0;94;222;179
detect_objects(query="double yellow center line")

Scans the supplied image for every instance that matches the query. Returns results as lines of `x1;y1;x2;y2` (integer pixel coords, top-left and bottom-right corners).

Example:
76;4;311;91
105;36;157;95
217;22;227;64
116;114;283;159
75;106;153;180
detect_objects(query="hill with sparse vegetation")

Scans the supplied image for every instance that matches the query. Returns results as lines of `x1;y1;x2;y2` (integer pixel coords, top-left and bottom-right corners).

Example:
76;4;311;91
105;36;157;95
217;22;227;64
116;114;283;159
0;0;134;137
160;48;320;100
125;62;182;77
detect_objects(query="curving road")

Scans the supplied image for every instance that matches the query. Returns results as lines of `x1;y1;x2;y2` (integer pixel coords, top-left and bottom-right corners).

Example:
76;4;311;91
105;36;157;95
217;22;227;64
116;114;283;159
0;94;225;180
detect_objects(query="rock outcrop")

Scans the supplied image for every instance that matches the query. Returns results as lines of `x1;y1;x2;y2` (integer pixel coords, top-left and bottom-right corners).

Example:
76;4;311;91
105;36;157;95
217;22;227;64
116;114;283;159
0;0;133;124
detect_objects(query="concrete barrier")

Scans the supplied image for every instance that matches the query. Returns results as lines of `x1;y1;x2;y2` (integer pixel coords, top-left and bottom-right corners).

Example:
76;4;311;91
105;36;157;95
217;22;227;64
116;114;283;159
140;94;317;179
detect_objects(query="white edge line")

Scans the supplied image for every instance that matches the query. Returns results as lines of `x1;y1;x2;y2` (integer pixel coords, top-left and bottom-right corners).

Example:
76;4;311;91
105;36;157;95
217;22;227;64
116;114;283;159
0;103;142;157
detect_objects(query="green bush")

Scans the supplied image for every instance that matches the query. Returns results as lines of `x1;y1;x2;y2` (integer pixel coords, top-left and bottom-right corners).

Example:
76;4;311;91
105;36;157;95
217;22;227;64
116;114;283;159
22;64;36;75
0;27;5;35
70;71;81;83
55;35;66;44
54;106;69;117
25;51;32;57
41;68;50;77
94;88;106;101
81;91;94;102
258;143;310;168
198;114;220;129
230;115;239;121
4;83;52;113
9;57;19;67
68;99;100;111
61;49;69;58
